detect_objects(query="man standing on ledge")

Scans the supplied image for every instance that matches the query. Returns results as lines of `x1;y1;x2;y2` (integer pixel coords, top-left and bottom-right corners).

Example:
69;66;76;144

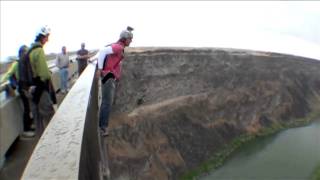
97;26;134;136
76;42;89;75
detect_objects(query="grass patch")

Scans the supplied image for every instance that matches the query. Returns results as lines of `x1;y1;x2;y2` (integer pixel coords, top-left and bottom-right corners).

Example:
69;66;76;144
180;134;254;180
180;110;320;180
311;164;320;180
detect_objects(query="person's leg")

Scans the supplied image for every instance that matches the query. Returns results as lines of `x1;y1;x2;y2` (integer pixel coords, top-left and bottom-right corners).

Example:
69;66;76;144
78;60;87;76
31;100;42;137
77;60;82;76
38;91;55;129
99;79;116;129
59;69;65;92
64;68;69;91
19;90;33;131
33;90;54;137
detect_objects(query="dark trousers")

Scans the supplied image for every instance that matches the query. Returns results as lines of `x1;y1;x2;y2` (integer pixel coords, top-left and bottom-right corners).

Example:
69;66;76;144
18;88;33;131
99;78;116;128
77;60;88;76
31;91;55;137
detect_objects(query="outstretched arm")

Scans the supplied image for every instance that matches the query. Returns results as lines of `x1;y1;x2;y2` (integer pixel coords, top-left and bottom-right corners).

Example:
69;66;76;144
1;61;18;83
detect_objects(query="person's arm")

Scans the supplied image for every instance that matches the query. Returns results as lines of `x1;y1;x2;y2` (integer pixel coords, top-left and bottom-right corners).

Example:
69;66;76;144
85;50;90;59
76;50;82;60
77;50;90;60
1;61;18;83
37;48;51;81
96;46;113;77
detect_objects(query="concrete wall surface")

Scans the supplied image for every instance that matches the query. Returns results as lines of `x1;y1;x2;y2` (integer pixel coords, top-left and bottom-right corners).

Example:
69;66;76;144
0;56;79;170
0;96;23;167
21;59;101;179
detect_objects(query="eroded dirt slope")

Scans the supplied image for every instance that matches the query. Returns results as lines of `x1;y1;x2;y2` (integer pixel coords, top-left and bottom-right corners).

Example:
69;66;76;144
106;48;320;180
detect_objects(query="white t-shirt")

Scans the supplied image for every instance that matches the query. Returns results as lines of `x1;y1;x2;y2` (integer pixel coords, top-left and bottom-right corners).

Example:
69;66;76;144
97;46;113;70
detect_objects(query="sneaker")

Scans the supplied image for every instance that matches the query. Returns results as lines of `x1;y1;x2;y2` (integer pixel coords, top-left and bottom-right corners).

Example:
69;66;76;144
53;104;58;112
100;127;109;136
22;131;36;138
30;123;36;130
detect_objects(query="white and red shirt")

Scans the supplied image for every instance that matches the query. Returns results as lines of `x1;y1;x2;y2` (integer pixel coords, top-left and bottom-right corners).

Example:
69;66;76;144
97;41;125;80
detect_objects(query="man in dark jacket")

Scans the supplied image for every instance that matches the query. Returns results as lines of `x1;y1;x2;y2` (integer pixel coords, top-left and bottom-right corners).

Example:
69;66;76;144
76;43;89;75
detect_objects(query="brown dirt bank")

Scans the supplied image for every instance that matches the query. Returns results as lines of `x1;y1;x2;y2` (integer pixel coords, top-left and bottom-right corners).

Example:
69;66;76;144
106;47;320;180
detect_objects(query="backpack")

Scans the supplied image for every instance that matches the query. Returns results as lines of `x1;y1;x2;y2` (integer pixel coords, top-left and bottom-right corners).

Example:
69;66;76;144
18;45;42;88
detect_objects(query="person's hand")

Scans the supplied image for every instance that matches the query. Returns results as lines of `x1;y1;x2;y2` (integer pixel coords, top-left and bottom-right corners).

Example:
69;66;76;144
96;69;101;79
28;86;36;95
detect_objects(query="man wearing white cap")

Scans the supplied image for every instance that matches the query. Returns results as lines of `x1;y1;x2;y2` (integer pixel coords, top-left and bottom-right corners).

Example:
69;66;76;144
29;25;56;137
97;26;134;136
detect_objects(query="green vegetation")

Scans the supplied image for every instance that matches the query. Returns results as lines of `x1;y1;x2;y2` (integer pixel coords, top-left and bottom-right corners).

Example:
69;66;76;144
180;109;320;180
180;134;254;180
311;164;320;180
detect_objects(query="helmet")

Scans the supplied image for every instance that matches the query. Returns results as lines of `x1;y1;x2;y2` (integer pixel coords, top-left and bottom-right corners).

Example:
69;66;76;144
38;25;51;36
119;26;134;39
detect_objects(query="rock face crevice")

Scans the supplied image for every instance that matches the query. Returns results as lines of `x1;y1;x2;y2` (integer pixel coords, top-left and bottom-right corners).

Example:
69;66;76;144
106;48;320;180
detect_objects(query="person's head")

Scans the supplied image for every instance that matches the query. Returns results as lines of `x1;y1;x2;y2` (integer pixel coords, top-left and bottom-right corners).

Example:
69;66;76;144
35;25;51;45
81;43;85;49
18;45;28;59
119;26;134;47
62;46;66;54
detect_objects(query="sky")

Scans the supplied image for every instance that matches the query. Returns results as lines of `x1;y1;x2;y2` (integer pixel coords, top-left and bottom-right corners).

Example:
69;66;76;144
1;1;320;62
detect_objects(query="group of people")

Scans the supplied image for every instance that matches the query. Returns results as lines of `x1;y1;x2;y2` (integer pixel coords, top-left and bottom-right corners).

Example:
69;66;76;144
1;25;134;138
56;42;93;93
1;26;56;137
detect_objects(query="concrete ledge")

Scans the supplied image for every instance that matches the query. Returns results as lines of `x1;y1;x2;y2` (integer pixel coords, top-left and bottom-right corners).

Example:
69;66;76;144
0;58;79;171
21;60;100;179
0;95;23;168
0;157;4;169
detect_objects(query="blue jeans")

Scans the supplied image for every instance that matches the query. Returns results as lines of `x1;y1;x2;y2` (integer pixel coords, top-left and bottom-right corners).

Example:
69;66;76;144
99;78;116;128
59;68;69;91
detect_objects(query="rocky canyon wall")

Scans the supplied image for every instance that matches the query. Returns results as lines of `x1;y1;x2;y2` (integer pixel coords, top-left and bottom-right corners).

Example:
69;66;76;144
105;48;320;180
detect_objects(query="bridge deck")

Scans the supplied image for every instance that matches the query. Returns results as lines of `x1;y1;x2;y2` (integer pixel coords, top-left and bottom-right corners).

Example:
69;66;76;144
0;79;76;180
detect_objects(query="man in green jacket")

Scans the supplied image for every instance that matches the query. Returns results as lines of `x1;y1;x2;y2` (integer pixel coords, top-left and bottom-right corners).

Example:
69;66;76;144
29;25;56;137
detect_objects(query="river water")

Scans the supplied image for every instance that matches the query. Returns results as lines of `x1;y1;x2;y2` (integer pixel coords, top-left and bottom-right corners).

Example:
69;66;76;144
201;119;320;180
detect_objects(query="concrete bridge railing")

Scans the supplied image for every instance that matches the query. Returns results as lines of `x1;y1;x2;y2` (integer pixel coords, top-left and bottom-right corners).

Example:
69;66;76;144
21;56;102;179
0;56;78;168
